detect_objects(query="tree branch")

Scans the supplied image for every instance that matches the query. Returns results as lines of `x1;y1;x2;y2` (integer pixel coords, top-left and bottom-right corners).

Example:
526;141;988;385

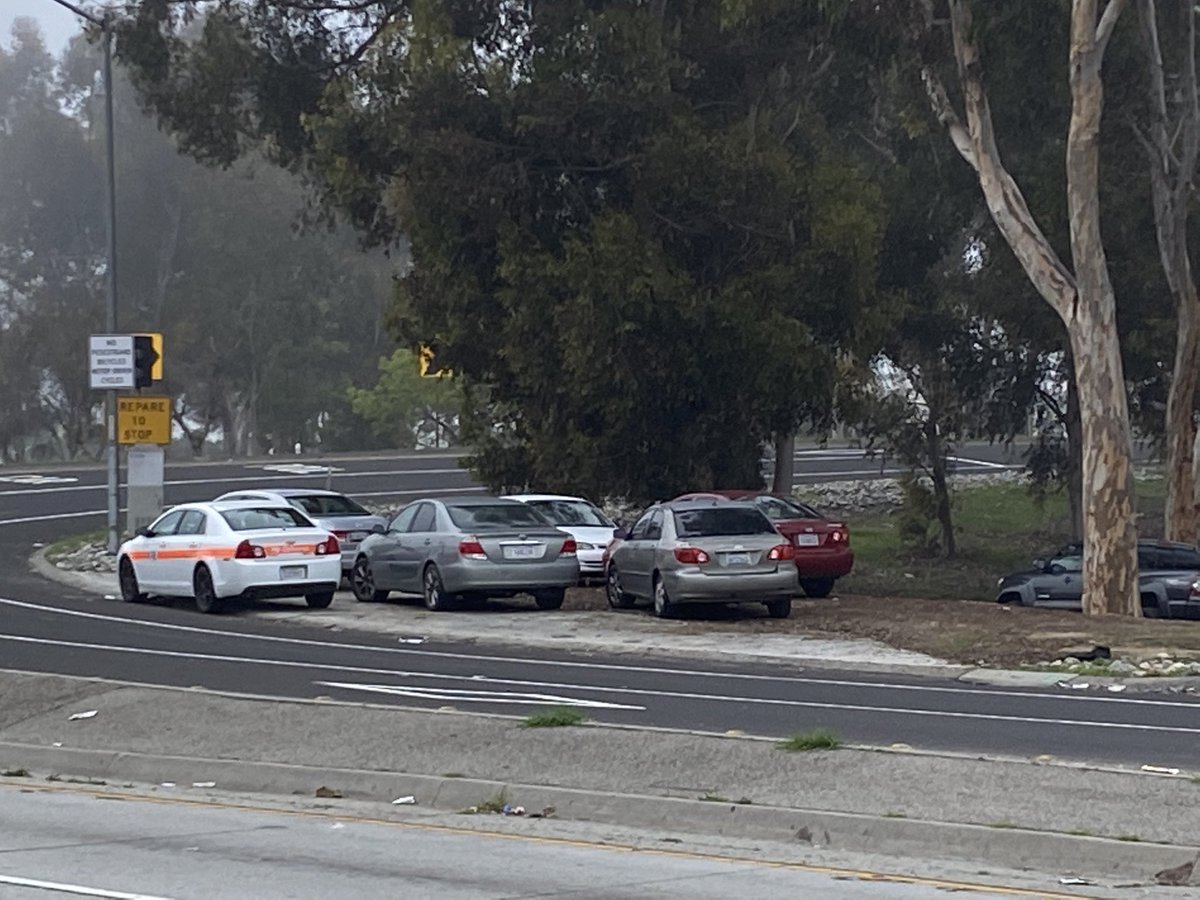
1096;0;1129;59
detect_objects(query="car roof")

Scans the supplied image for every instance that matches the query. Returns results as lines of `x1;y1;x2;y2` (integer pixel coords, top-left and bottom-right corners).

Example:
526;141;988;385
268;488;344;498
503;493;589;503
661;498;759;511
422;495;516;507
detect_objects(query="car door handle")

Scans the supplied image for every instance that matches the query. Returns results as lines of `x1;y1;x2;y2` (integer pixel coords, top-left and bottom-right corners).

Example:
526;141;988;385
423;539;432;546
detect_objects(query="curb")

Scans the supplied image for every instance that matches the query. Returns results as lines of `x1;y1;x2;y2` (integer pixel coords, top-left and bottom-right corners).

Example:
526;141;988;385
0;740;1195;883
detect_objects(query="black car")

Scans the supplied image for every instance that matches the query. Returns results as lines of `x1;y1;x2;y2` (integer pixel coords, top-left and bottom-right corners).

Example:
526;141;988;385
995;539;1200;618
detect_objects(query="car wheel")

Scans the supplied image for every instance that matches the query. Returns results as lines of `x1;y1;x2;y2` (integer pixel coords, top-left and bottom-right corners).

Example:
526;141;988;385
350;556;388;603
533;588;565;610
193;565;221;614
765;598;792;619
1141;594;1161;618
423;564;450;611
605;566;636;609
652;574;674;619
305;591;335;609
799;577;835;599
118;557;147;603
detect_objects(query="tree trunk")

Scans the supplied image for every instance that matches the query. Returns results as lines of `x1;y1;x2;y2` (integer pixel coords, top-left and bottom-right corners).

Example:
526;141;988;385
771;432;796;495
1165;293;1200;541
925;421;956;558
1065;365;1084;542
1066;0;1140;617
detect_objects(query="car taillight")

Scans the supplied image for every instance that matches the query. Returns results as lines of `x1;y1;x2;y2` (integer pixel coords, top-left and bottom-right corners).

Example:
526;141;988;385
459;537;487;560
829;526;849;545
768;543;795;561
673;546;710;564
561;537;577;557
1191;579;1200;600
315;535;340;556
235;540;266;560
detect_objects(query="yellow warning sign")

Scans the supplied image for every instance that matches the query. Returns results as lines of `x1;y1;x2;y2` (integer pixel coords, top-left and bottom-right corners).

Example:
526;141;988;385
117;395;172;445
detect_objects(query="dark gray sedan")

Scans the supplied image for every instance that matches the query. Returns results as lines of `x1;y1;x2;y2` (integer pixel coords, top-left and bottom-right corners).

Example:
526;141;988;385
605;499;799;618
995;539;1200;618
349;496;580;611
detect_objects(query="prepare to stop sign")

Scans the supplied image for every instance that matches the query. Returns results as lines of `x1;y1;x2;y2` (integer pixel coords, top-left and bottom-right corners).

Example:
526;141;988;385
117;396;172;445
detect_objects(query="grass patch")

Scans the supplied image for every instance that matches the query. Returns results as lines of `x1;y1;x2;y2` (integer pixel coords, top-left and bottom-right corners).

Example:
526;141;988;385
1117;834;1143;842
464;789;508;815
45;530;106;562
776;729;841;752
987;822;1018;830
883;811;907;819
1;768;30;778
441;772;466;779
1067;829;1093;837
830;477;1167;601
699;792;730;803
521;707;586;729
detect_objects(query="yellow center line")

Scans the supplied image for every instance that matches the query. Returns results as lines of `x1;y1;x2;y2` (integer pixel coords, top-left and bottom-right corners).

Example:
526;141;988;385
1;780;1092;898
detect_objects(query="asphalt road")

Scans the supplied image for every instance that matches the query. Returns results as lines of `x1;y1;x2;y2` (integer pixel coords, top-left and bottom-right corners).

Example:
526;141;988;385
0;785;1018;899
1;446;1197;770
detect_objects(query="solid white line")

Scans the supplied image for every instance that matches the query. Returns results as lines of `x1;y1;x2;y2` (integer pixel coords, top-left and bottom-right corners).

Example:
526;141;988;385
786;466;1023;479
0;632;1191;734
0;467;469;498
0;509;111;526
948;456;1011;470
0;874;171;899
2;596;1197;710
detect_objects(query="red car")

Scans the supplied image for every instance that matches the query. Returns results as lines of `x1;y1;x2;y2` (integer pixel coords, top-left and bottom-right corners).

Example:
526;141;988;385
673;491;852;597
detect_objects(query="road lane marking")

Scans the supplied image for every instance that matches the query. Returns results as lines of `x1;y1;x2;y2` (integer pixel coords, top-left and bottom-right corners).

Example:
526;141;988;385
0;784;1081;899
0;467;470;499
315;681;644;709
0;633;1197;734
0;874;172;899
2;596;1198;711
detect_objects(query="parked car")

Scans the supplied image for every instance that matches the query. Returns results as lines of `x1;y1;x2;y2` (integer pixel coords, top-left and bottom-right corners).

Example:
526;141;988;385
348;495;579;611
502;493;617;581
605;498;799;618
673;491;852;597
117;501;342;614
214;488;387;576
995;540;1200;617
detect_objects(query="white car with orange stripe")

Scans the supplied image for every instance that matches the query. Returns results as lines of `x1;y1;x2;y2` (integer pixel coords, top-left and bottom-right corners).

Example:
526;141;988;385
117;501;342;614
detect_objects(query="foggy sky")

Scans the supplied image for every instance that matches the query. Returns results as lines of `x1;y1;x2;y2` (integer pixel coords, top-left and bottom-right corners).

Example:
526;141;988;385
5;2;83;55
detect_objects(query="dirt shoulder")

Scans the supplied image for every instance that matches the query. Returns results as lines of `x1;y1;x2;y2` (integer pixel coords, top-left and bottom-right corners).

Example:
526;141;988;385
564;587;1200;669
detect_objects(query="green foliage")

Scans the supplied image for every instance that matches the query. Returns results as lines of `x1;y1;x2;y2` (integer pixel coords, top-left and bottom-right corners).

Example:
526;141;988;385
348;350;462;449
520;706;587;729
776;729;841;752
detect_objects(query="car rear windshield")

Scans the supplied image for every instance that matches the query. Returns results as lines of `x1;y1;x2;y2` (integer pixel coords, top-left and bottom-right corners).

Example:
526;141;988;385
221;507;312;531
754;495;821;520
673;507;776;538
446;504;552;530
289;494;369;516
527;500;613;528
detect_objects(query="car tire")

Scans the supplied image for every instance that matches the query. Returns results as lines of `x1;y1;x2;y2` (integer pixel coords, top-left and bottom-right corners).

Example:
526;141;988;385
423;564;450;611
350;556;389;603
1141;594;1161;618
652;574;674;619
605;566;636;609
118;556;147;603
765;598;792;619
305;591;335;609
799;577;835;599
193;565;221;614
533;588;565;610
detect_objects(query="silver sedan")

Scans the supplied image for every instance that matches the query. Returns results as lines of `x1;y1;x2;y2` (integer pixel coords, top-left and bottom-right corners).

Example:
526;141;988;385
349;495;580;610
605;499;799;618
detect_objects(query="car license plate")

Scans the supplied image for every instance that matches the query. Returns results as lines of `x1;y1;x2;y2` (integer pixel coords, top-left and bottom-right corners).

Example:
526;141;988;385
503;544;542;560
725;552;751;565
796;534;820;546
349;531;368;542
280;565;307;580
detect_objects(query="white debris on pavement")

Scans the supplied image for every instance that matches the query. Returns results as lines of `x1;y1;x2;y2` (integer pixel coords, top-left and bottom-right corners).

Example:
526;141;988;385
67;710;97;721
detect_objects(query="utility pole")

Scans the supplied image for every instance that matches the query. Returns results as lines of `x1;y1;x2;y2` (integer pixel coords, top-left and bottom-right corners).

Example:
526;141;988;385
51;0;121;553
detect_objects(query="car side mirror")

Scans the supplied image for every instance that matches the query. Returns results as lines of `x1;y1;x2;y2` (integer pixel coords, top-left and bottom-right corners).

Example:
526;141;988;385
136;527;153;538
372;524;385;534
1032;558;1046;572
1048;563;1067;576
613;527;631;541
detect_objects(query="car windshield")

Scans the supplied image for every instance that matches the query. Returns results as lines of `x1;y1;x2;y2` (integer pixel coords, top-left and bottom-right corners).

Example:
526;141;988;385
753;495;821;520
527;499;613;528
447;504;553;531
673;507;776;538
288;494;369;516
221;507;312;531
